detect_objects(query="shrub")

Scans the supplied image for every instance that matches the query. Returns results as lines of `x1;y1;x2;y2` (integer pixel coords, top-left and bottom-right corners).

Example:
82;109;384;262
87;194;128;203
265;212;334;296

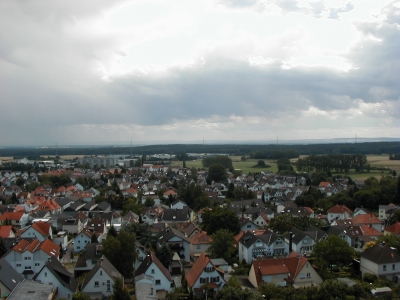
363;273;377;283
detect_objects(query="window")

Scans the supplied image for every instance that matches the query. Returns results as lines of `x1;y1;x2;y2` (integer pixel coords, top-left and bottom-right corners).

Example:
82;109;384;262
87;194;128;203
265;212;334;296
100;271;103;275
25;266;32;270
155;280;161;285
200;278;207;284
307;273;311;278
151;269;155;274
139;257;144;261
276;239;282;245
383;265;387;271
16;264;21;267
393;264;396;270
24;257;31;260
300;273;305;279
212;276;219;282
247;224;251;228
197;245;201;249
77;246;81;250
45;272;47;277
35;263;40;266
107;280;111;292
94;281;99;287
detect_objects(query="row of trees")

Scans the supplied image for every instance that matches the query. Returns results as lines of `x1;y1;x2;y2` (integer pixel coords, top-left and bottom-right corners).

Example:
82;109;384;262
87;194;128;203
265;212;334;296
295;154;368;172
249;150;300;160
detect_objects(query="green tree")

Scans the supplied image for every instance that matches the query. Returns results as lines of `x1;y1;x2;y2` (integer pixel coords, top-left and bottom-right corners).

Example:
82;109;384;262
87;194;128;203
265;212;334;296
102;230;137;278
111;277;130;300
201;207;240;235
124;222;155;249
258;282;280;300
0;238;8;257
256;160;266;167
387;210;400;226
318;279;349;300
208;229;237;264
312;235;354;272
268;214;293;234
91;233;98;243
207;163;227;183
107;225;118;238
72;291;91;300
144;197;155;207
157;243;173;269
376;234;400;252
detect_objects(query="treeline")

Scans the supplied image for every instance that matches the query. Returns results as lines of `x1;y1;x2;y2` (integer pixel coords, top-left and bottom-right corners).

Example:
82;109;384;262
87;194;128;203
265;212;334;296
202;155;233;170
296;154;368;172
249;149;300;159
0;141;399;157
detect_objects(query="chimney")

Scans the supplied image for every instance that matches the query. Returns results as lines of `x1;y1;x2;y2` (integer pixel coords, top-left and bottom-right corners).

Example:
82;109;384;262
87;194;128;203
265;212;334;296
289;232;293;253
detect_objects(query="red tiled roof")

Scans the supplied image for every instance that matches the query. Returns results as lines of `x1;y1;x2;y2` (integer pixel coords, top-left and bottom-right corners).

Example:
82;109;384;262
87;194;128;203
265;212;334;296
352;214;382;224
0;225;13;238
32;221;51;236
327;204;353;215
189;231;212;245
186;253;224;288
0;211;24;221
251;254;308;286
11;238;60;257
385;222;400;235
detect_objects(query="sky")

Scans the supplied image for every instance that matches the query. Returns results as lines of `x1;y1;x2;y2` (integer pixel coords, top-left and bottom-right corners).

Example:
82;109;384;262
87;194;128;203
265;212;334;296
1;0;399;146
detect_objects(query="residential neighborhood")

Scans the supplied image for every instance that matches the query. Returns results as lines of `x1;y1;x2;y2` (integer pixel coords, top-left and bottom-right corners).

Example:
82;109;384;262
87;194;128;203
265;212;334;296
0;153;399;299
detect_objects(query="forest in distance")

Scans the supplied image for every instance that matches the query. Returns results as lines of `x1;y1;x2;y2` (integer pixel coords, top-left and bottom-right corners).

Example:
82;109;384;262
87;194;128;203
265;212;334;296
1;141;399;158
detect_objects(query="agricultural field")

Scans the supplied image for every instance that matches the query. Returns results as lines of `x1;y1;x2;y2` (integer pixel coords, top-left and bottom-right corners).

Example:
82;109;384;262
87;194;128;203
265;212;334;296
181;154;399;180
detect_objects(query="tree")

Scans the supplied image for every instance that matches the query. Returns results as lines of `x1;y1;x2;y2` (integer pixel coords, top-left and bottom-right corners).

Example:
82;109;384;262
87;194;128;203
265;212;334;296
376;233;400;252
258;282;280;300
144;197;155;207
256;160;266;167
107;226;118;238
111;277;130;300
268;214;293;234
157;243;173;269
0;238;8;257
91;233;98;243
102;230;137;278
312;235;354;272
318;279;349;300
207;164;227;183
59;243;64;259
208;229;237;264
201;207;240;235
72;291;91;300
124;222;155;249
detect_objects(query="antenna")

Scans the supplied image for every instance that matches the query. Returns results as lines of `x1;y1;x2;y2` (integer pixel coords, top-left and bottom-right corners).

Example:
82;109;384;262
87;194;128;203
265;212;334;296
355;133;357;144
55;142;58;156
130;140;132;157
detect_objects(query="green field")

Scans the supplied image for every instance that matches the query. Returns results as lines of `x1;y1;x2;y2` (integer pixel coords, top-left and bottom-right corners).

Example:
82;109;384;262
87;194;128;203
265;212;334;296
173;154;399;179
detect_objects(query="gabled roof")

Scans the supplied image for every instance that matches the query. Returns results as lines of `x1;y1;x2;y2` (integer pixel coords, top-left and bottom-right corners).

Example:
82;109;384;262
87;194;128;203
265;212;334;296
359;225;382;237
360;244;400;264
11;238;60;257
186;253;224;288
239;229;281;248
82;256;122;289
0;259;24;291
33;256;78;293
250;253;308;286
327;204;353;215
352;214;382;224
31;221;51;236
158;227;190;244
384;222;400;235
134;252;172;282
189;231;212;245
0;225;14;238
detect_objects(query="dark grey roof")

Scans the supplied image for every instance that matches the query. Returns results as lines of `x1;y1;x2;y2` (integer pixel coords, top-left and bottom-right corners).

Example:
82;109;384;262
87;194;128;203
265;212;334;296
82;256;122;289
239;229;280;248
162;207;191;222
360;244;400;264
65;200;85;211
54;198;74;207
157;227;190;244
304;226;327;241
75;243;103;268
7;279;55;300
96;201;111;211
33;256;78;293
134;252;172;281
286;227;308;244
0;259;24;291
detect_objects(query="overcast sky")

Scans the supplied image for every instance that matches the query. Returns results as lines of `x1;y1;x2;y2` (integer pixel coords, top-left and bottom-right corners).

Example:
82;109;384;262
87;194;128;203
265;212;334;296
1;0;399;146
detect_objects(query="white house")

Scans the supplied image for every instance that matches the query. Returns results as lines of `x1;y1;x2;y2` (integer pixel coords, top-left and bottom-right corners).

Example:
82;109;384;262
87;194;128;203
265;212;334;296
157;227;190;261
20;221;52;242
81;256;123;299
360;244;400;280
185;253;226;296
134;252;174;298
33;256;78;299
73;229;93;253
3;239;60;279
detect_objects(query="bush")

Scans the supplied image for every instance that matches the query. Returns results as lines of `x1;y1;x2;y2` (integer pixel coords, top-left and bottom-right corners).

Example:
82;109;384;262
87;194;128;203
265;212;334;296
363;273;378;283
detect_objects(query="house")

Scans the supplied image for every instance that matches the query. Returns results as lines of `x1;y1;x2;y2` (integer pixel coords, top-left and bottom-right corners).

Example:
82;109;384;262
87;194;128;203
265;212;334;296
384;222;400;237
81;256;123;299
352;214;383;232
0;211;29;228
73;229;93;253
248;252;323;288
58;217;84;234
238;229;288;263
157;227;190;261
170;200;187;209
327;205;353;223
185;253;226;295
239;218;260;231
378;204;400;222
189;230;213;261
134;252;174;298
33;256;79;299
2;239;60;279
0;259;24;298
162;207;194;223
135;241;150;270
285;227;327;256
7;279;57;300
0;225;15;238
360;244;400;281
74;243;103;278
20;221;52;242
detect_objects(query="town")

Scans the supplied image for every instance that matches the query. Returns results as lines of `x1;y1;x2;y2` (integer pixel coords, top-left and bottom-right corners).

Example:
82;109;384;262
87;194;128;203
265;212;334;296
0;151;399;300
